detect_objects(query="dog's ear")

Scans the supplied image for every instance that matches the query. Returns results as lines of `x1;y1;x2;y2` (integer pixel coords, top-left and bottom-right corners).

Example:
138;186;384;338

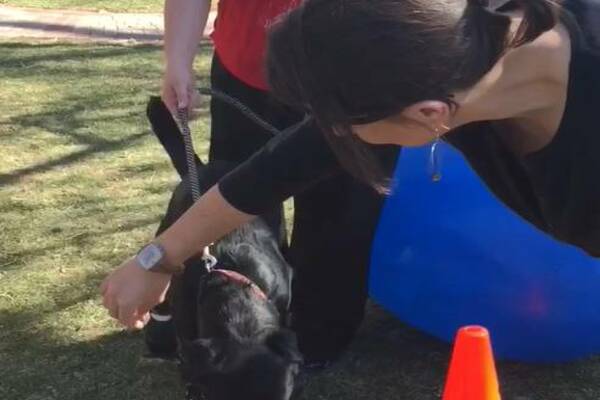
180;338;228;378
265;329;303;364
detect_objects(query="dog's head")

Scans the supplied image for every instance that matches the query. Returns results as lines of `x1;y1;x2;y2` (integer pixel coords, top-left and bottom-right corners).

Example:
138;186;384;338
181;329;303;400
177;269;302;400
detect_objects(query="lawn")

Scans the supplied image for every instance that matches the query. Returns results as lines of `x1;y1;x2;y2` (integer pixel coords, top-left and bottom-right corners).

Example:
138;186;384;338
1;0;218;13
2;42;600;400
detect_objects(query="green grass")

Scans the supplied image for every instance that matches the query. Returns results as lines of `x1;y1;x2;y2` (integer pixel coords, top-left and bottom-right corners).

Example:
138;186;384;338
2;42;600;400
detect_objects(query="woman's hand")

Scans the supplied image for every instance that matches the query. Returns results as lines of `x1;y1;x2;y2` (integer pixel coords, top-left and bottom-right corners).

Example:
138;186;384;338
161;0;211;115
100;258;171;330
100;186;254;329
161;64;200;116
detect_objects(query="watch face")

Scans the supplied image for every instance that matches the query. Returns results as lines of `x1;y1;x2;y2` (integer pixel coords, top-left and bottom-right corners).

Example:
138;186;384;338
138;244;164;270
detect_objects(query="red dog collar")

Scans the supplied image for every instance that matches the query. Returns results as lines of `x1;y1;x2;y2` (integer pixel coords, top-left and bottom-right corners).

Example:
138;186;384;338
212;269;268;301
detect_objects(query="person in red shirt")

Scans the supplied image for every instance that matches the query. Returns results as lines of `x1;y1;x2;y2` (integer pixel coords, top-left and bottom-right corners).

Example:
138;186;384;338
111;0;399;368
161;0;301;108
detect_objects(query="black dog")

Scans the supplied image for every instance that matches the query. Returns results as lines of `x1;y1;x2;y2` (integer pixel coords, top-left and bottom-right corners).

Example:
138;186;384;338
147;97;303;400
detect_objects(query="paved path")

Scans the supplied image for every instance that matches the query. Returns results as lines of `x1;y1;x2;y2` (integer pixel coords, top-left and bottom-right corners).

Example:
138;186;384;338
0;1;511;43
0;5;216;43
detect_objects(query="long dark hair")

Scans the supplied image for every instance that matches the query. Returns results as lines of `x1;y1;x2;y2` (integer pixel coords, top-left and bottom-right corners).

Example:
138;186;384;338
266;0;573;192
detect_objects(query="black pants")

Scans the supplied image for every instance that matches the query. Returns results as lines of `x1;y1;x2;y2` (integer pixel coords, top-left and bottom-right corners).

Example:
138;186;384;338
208;55;399;361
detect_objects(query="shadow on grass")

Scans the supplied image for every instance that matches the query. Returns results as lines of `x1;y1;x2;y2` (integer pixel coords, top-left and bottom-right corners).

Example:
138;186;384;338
0;313;183;400
0;20;164;42
0;131;150;186
0;215;162;270
2;101;210;144
0;42;212;187
0;255;185;400
0;41;212;67
0;42;151;66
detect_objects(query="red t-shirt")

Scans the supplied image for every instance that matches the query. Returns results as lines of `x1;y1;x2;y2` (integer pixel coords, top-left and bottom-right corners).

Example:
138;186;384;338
211;0;301;91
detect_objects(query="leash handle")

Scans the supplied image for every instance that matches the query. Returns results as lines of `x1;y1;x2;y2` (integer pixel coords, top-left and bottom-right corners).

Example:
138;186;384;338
176;107;201;202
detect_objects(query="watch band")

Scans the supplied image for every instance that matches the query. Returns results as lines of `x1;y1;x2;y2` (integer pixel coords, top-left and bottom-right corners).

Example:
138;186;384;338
136;243;184;275
150;262;185;275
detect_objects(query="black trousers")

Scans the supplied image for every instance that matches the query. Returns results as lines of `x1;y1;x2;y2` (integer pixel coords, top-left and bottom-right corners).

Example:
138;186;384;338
207;55;399;361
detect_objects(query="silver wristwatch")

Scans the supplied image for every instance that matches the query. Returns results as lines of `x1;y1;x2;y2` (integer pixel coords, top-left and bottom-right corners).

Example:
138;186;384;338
135;243;182;274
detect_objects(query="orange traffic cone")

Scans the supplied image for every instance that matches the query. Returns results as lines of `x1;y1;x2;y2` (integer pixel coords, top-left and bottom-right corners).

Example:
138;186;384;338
442;326;501;400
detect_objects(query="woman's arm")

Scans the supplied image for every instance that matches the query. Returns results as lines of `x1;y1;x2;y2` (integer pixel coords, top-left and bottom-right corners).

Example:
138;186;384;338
157;185;254;268
100;186;251;330
101;123;340;329
162;0;212;113
157;120;340;266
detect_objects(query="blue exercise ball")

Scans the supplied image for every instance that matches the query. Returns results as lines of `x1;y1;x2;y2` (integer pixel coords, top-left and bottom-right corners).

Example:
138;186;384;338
368;142;600;363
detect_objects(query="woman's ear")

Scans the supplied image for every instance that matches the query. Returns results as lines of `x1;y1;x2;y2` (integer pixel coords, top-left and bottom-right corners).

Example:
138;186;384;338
403;100;451;133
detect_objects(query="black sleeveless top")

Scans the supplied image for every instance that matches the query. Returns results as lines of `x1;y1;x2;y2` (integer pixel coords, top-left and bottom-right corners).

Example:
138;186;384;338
447;1;600;256
219;0;600;256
